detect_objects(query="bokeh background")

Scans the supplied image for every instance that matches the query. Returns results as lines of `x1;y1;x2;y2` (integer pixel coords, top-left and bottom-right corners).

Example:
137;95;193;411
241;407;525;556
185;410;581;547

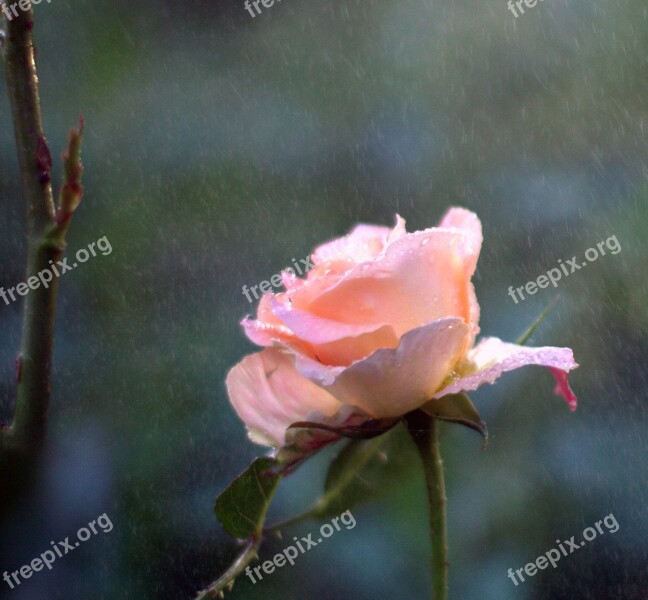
0;0;647;598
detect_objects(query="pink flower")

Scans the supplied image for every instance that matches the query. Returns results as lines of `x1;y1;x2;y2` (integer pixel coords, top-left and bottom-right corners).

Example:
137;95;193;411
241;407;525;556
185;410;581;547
226;208;578;450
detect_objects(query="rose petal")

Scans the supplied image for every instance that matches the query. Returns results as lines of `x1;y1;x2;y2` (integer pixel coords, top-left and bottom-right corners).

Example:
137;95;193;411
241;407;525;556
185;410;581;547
300;228;476;340
301;317;470;418
548;367;578;411
438;207;483;346
242;293;295;347
281;268;304;291
226;348;345;447
310;215;405;268
269;296;389;344
438;207;483;276
271;296;399;365
433;336;579;409
304;217;404;282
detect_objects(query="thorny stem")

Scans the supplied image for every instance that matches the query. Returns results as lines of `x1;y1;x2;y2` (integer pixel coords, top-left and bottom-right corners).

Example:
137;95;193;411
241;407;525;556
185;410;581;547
194;538;262;600
1;8;82;511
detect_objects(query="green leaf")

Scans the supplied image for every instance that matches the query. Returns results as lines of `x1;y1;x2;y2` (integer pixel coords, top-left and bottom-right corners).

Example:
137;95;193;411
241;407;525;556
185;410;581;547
215;457;282;539
420;393;488;441
313;425;417;518
515;295;560;346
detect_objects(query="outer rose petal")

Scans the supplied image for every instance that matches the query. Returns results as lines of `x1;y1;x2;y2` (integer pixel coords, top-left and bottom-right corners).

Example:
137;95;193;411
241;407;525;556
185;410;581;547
242;293;295;347
548;367;578;411
302;318;471;418
438;207;483;346
438;207;483;276
281;268;304;291
226;348;344;447
433;337;579;410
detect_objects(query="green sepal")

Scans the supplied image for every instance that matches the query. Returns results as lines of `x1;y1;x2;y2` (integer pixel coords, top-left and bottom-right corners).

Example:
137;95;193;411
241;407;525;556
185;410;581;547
420;393;488;442
288;417;400;440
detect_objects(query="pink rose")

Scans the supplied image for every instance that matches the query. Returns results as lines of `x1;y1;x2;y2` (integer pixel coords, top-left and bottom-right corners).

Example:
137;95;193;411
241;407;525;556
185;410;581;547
226;208;578;450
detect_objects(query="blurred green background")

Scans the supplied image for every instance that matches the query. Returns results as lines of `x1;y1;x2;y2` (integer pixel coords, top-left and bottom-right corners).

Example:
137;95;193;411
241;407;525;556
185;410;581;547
0;0;647;598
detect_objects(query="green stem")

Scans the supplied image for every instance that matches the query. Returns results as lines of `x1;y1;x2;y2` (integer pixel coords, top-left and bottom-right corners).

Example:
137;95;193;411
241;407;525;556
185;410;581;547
194;538;261;600
264;506;314;534
1;9;64;468
268;433;393;535
406;412;448;600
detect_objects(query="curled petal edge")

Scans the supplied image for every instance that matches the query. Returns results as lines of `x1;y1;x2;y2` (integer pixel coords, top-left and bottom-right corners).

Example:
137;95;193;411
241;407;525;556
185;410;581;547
433;336;579;410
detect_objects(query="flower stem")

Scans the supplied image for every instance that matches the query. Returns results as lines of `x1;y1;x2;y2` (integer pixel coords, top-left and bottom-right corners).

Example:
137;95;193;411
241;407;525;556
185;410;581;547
0;8;78;519
2;7;61;452
194;538;261;600
264;506;314;534
406;412;448;600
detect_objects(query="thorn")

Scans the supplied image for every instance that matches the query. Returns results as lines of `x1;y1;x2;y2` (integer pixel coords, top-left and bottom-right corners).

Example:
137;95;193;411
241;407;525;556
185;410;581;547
14;356;23;384
226;580;235;591
273;529;282;541
36;136;52;184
